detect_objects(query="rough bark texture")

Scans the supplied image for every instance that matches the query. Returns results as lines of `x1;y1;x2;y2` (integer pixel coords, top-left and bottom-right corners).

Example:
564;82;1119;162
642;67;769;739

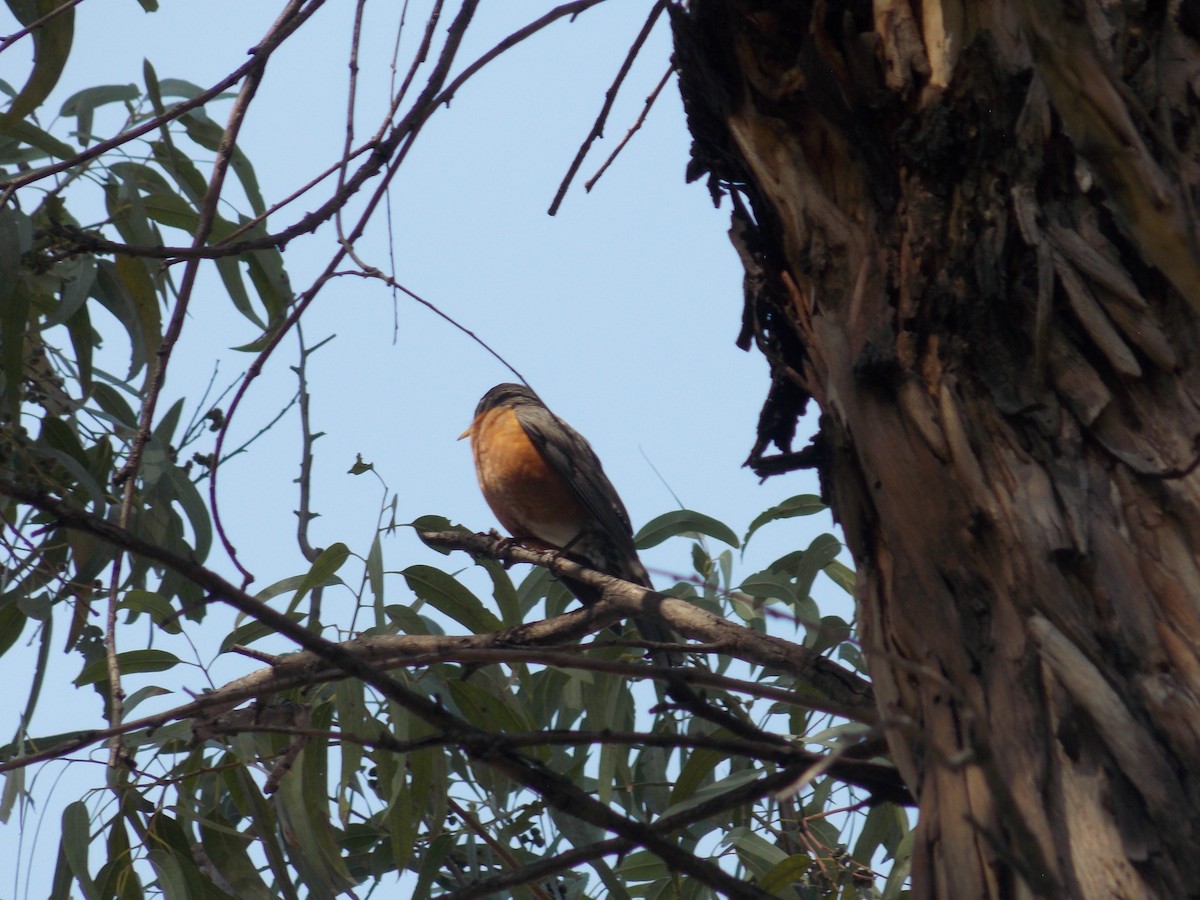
672;2;1200;897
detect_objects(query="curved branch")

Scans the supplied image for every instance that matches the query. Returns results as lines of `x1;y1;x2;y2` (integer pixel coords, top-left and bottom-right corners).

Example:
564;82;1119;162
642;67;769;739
419;528;877;720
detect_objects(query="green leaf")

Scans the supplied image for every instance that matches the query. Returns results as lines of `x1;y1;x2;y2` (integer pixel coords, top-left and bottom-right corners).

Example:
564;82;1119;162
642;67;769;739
758;854;815;893
214;254;264;328
120;589;179;633
412;515;454;553
291;542;350;610
149;139;206;205
334;678;365;818
274;738;356;895
806;614;851;655
1;0;75;129
743;494;826;544
219;611;304;653
839;641;866;673
39;448;107;511
383;603;430;635
59;83;138;145
0;207;32;420
668;746;723;808
199;815;275;900
853;802;908;865
769;533;842;615
738;571;798;605
448;680;531;734
154;78;208;100
230;317;285;352
64;303;94;396
402;565;502;635
479;558;520;627
346;453;374;476
244;248;291;323
164;463;212;559
366;532;384;603
724;825;788;878
91;382;138;429
92;260;150;380
142;189;199;231
95;811;141;900
252;574;310;602
669;768;762;819
147;810;230;900
62;800;99;900
124;684;170;714
824;559;855;594
0;763;24;826
74;649;181;686
883;829;916;900
0;603;27;657
0;117;76;162
635;509;740;550
413;832;456;900
615;849;669;884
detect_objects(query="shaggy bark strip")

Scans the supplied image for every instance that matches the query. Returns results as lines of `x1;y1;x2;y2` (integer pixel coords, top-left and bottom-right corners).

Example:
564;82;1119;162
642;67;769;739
673;2;1200;897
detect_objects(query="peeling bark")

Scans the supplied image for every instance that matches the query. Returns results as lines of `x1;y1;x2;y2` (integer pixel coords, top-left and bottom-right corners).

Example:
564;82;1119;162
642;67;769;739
673;1;1200;897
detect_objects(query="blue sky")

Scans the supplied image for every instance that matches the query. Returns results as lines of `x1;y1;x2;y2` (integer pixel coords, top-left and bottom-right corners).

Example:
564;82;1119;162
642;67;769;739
1;1;851;893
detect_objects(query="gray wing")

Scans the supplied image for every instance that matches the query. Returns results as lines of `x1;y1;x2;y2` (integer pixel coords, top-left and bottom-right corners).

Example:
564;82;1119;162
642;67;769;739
516;399;680;664
514;402;651;587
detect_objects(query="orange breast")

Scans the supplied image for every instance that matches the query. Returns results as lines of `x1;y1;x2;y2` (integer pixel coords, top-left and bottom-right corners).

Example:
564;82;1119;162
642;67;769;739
469;407;587;549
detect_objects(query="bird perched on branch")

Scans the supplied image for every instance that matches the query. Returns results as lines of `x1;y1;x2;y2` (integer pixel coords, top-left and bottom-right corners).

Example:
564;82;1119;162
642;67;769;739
461;383;679;665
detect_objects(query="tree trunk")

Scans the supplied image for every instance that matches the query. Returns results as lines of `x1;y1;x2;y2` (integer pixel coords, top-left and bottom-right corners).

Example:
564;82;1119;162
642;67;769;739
672;2;1200;897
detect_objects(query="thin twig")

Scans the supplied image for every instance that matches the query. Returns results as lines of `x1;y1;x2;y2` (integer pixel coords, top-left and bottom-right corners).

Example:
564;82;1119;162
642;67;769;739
389;0;443;117
207;0;485;584
584;63;673;193
446;798;553;900
103;0;315;768
0;0;86;55
293;325;324;564
547;0;666;215
0;0;326;201
334;0;368;251
332;268;526;383
192;389;301;482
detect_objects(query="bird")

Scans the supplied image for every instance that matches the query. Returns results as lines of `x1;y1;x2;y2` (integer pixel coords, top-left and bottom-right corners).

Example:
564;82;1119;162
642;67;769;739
460;383;680;664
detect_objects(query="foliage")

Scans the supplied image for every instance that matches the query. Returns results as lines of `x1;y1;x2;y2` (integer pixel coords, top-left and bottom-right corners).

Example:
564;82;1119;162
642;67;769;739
0;2;910;897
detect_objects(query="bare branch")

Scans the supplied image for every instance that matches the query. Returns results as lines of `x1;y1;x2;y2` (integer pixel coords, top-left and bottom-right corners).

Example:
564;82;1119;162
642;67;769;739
0;0;86;55
584;64;673;193
548;0;666;215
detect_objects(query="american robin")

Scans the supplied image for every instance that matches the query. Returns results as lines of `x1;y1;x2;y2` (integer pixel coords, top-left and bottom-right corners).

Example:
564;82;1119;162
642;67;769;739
461;383;679;664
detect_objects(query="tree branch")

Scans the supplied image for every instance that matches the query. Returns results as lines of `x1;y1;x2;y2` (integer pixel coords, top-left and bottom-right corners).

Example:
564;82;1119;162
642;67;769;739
0;477;775;897
419;528;877;720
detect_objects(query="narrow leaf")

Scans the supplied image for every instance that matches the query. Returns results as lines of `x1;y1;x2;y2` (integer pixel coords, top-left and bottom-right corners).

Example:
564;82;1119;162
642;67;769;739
74;648;181;685
291;542;350;609
1;0;75;128
61;800;99;900
743;493;826;545
635;509;740;550
402;565;502;635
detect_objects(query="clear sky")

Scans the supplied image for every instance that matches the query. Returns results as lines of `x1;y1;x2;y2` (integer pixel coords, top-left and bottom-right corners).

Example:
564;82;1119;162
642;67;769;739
1;2;849;894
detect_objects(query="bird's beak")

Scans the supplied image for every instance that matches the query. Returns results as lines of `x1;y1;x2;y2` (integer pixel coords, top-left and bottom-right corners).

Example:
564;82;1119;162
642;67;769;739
458;423;473;441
